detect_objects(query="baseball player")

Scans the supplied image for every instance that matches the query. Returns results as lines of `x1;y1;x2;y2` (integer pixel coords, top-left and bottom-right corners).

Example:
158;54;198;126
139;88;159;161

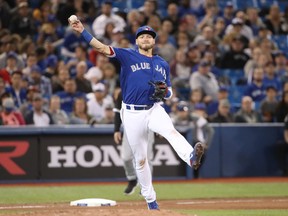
69;18;204;210
113;89;154;195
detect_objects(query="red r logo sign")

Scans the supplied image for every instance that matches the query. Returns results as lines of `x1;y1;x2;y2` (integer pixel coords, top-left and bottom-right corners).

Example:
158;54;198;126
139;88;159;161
0;141;29;175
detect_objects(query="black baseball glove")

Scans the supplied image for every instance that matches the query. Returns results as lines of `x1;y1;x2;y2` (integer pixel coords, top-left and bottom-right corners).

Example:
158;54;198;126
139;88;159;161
149;80;168;102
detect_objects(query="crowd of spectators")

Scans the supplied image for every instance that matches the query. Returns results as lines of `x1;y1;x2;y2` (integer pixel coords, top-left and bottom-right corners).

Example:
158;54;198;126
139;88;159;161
1;0;288;127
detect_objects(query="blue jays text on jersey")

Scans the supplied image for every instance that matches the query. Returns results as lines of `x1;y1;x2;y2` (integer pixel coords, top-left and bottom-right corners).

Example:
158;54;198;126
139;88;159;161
109;47;171;105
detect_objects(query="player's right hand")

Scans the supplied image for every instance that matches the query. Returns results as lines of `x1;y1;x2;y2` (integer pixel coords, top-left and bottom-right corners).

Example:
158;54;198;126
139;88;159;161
68;19;84;33
114;132;122;144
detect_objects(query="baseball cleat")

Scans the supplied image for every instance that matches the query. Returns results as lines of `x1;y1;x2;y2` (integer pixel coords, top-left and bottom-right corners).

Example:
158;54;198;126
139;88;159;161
190;142;205;170
147;200;159;210
124;179;137;195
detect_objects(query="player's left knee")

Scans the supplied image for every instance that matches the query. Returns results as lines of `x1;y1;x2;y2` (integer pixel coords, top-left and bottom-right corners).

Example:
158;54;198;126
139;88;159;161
136;158;146;170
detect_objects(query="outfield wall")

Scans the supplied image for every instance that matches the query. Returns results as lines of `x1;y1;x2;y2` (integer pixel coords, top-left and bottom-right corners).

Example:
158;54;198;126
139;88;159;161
0;124;284;181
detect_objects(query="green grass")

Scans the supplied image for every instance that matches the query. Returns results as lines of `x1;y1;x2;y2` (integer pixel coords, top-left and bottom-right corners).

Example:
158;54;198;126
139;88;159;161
0;181;287;215
0;182;288;204
180;209;288;216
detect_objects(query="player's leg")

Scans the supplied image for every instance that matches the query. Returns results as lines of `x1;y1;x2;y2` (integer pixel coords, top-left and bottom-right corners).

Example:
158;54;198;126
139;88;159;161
147;130;154;174
121;131;138;195
148;103;203;167
122;109;157;204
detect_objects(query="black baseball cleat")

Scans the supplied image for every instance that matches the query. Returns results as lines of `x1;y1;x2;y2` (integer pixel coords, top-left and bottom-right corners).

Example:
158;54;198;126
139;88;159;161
190;142;205;170
124;179;137;195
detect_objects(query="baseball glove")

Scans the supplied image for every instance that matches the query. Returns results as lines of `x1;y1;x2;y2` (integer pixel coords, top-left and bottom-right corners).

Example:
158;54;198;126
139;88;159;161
149;80;168;102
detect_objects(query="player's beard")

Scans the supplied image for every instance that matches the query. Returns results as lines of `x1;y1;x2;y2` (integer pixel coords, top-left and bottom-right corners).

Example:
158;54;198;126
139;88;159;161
138;43;154;52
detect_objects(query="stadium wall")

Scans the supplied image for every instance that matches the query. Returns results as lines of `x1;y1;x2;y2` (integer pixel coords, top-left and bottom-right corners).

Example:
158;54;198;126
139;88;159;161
0;124;284;182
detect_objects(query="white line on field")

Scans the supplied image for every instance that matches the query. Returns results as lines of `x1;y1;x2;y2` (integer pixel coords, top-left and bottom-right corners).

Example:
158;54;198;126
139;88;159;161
177;199;288;205
0;205;46;210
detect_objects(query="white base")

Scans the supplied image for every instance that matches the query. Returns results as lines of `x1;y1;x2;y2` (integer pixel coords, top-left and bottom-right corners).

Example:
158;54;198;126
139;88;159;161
70;198;117;207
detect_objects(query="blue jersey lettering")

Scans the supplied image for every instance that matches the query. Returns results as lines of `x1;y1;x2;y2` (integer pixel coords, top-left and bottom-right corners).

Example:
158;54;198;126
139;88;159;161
110;47;171;105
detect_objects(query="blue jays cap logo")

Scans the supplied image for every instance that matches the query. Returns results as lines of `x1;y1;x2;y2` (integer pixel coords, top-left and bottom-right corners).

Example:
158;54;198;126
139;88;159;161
135;25;157;39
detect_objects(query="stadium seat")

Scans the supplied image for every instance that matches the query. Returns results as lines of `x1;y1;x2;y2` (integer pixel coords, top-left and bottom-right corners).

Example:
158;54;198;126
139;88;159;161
219;69;245;86
271;35;288;52
228;85;247;104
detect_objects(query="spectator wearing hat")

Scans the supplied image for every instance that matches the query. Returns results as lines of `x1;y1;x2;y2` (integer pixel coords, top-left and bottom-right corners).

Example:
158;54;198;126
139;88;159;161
28;65;52;102
225;16;253;42
91;0;126;39
209;99;234;123
87;82;113;124
0;36;25;70
97;104;115;124
191;102;214;178
207;85;229;116
5;71;27;108
193;51;221;77
170;101;191;126
186;42;202;68
24;93;54;126
0;97;25;126
221;1;234;26
9;1;35;39
55;79;86;114
220;34;250;69
189;59;219;103
260;85;278;122
43;55;58;79
234;96;261;123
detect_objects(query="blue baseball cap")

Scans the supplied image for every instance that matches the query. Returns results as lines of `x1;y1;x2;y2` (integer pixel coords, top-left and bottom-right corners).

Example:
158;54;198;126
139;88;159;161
194;103;206;110
177;101;189;111
135;26;157;39
31;65;42;74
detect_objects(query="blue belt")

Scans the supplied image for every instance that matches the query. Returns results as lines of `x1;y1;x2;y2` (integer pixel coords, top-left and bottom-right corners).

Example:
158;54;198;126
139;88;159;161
125;104;153;110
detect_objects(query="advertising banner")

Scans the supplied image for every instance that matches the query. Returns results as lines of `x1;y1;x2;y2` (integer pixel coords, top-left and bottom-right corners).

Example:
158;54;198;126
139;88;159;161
0;137;39;180
40;134;186;180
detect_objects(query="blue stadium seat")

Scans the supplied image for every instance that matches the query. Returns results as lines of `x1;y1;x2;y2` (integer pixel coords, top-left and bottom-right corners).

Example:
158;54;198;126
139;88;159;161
228;85;247;104
271;35;288;52
219;69;245;86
